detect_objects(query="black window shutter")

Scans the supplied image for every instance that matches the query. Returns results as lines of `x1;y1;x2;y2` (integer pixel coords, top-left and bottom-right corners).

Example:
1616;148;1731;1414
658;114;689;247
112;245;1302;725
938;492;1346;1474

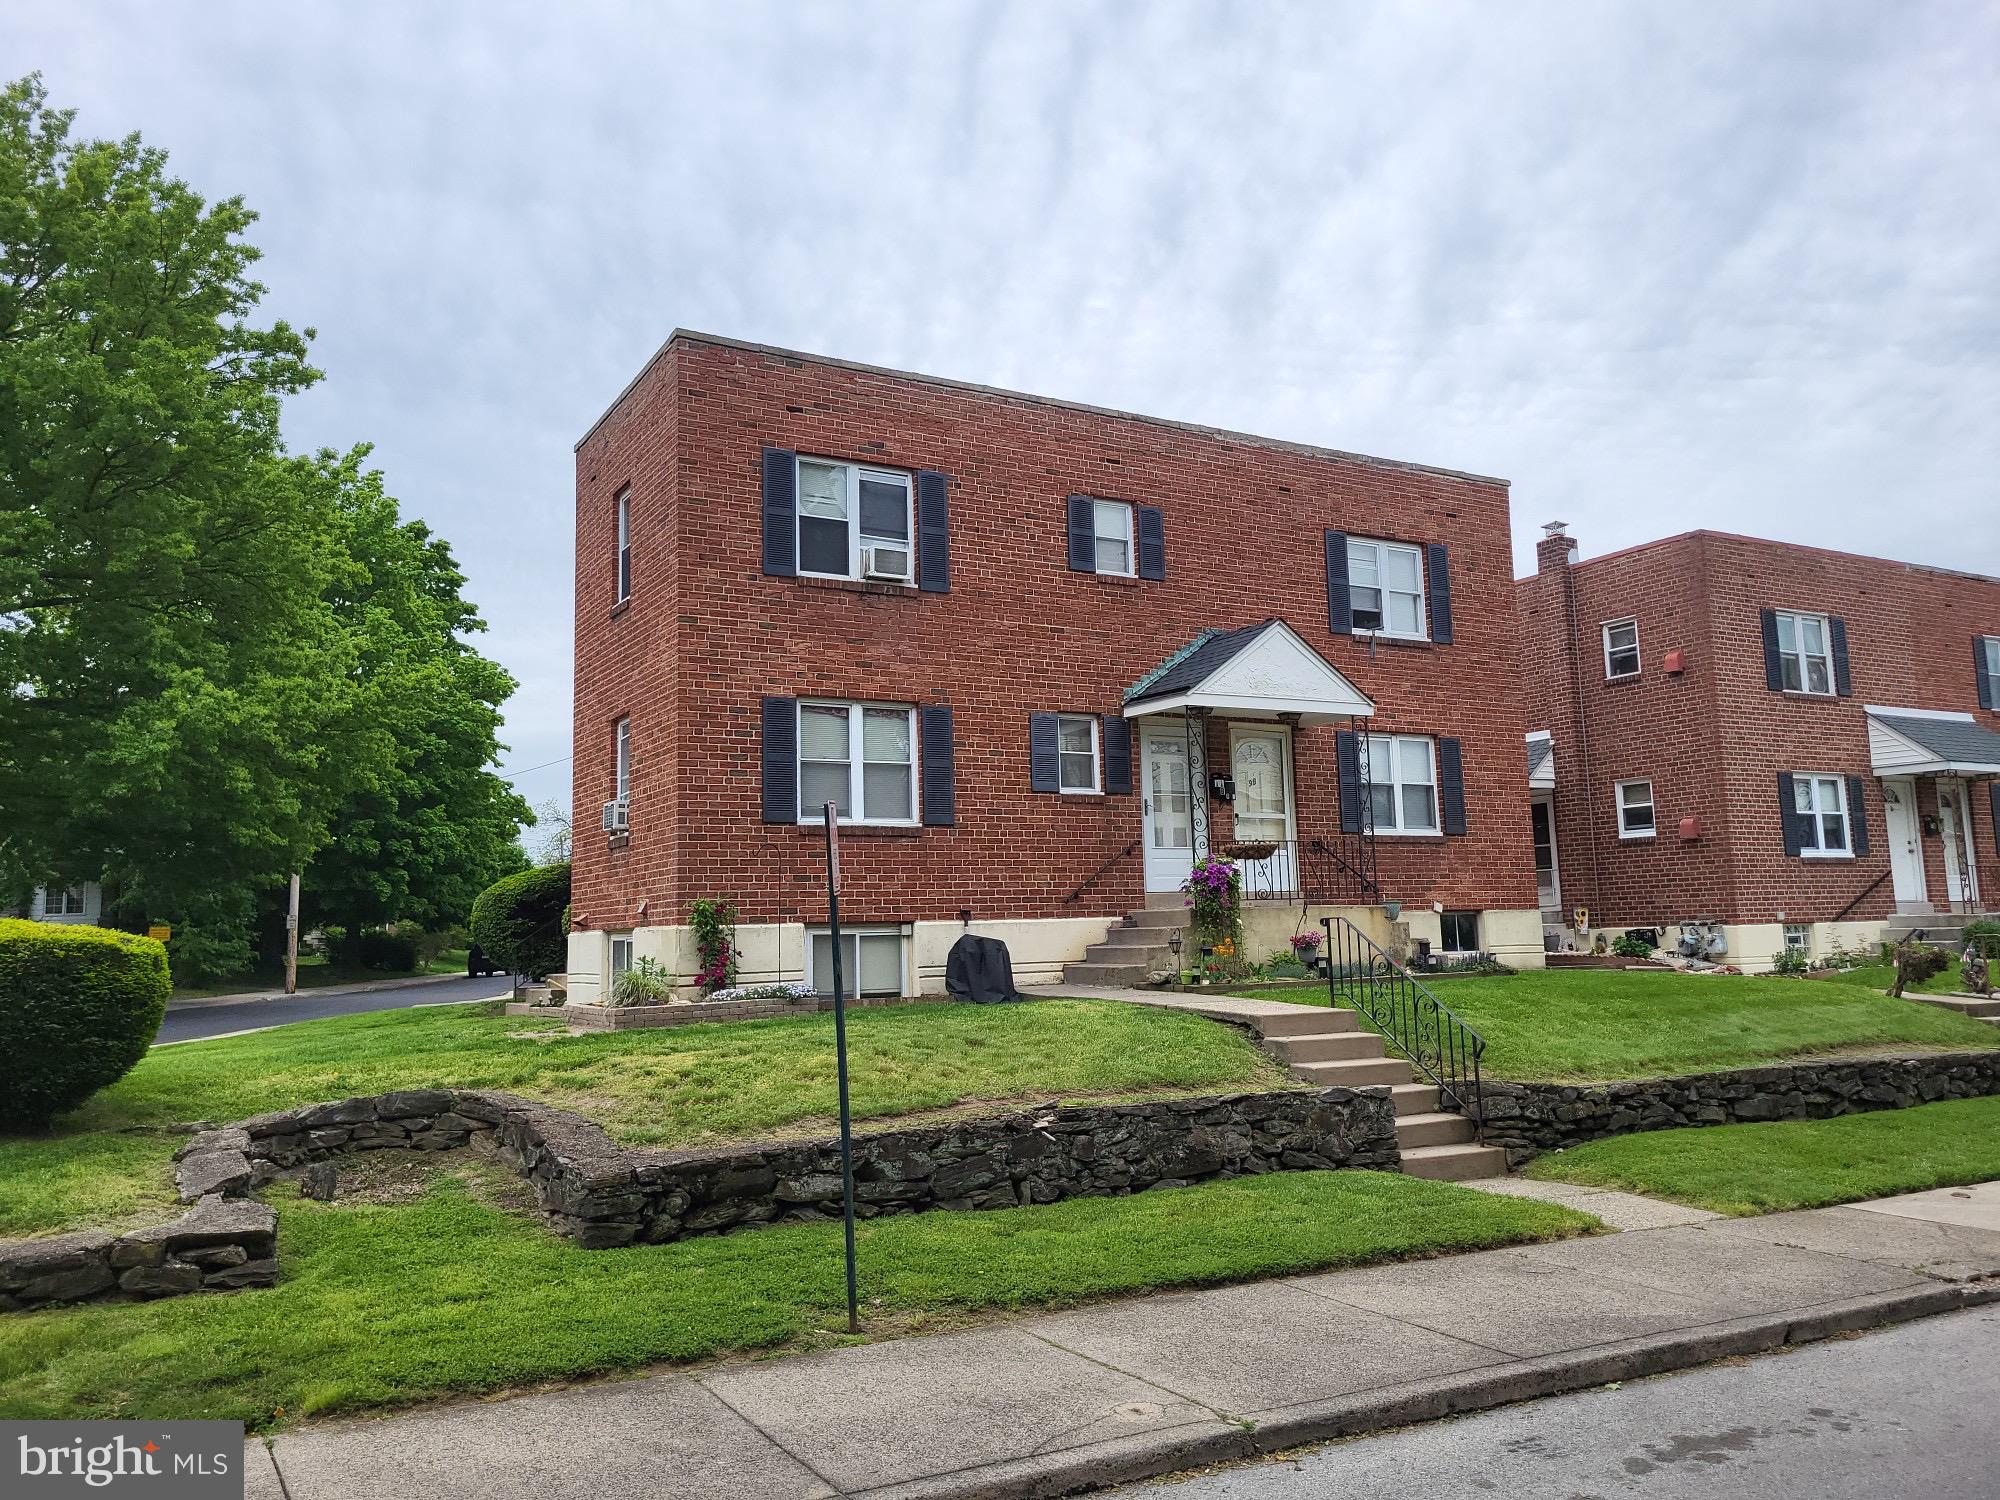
1427;543;1454;644
916;471;950;594
1990;782;2000;851
1029;713;1061;792
1777;771;1802;856
761;448;797;577
1325;530;1352;636
1846;775;1868;856
1136;505;1166;581
1438;737;1468;835
1760;608;1783;691
1102;715;1133;795
761;697;798;823
1975;638;1994;712
1336;729;1363;832
921;704;955;826
1830;616;1852;697
1066;495;1095;573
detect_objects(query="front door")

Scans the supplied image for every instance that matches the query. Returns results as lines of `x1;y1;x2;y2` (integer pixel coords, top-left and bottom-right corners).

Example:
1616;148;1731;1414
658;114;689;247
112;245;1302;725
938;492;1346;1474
1230;726;1297;897
1882;777;1928;911
1938;778;1980;910
1141;725;1195;892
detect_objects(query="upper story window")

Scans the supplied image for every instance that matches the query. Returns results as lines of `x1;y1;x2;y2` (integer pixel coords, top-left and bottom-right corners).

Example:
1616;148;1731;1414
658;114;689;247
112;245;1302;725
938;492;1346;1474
1347;538;1426;639
39;886;87;917
1791;772;1849;856
1057;714;1101;793
1092;499;1134;576
1602;618;1640;679
1616;779;1656;839
1775;610;1834;695
614;487;632;604
797;458;913;583
1979;636;2000;709
798;700;917;824
614;718;631;803
1366;733;1438;834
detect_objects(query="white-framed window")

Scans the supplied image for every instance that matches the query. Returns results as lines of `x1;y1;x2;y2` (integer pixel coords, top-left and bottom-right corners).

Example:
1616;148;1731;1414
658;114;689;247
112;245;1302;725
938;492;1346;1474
1602;618;1640;679
1792;773;1850;856
1775;610;1835;695
36;886;87;918
1092;499;1134;576
609;933;634;979
1058;714;1100;793
1783;923;1811;955
797;457;913;582
1616;779;1656;839
614;717;631;804
614;487;632;603
798;701;917;824
1983;636;2000;687
806;926;905;997
1347;538;1427;639
1365;734;1438;835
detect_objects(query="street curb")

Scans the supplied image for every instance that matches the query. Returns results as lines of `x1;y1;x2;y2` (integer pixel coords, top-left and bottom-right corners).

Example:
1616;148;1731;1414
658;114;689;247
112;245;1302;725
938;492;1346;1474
166;972;471;1011
858;1278;2000;1499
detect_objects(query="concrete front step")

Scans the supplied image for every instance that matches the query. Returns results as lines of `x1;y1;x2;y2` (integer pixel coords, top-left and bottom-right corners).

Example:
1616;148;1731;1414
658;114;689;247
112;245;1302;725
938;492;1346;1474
1125;906;1192;929
1289;1056;1414;1087
1911;993;2000;1019
1394;1111;1477;1149
1096;925;1177;950
1400;1142;1510;1181
1062;961;1159;986
1386;1082;1441;1116
1267;1031;1388;1064
1255;1007;1346;1037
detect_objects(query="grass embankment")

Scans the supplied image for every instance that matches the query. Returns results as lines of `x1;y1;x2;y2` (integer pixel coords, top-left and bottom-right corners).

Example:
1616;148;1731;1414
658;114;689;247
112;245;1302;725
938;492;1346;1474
0;1167;1594;1427
1526;1095;2000;1215
1230;969;2000;1082
0;999;1283;1235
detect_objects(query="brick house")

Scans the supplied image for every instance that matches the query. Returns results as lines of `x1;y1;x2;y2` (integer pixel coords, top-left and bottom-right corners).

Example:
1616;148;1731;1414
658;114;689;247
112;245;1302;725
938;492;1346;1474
566;331;1543;1003
1518;524;2000;971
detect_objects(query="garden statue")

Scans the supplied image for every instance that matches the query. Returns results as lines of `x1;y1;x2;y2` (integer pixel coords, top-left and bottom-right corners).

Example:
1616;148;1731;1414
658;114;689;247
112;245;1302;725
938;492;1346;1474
1962;942;1994;999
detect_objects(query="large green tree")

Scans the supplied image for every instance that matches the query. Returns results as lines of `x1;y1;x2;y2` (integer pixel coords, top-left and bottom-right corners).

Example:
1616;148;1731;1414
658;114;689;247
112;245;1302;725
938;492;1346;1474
0;76;527;976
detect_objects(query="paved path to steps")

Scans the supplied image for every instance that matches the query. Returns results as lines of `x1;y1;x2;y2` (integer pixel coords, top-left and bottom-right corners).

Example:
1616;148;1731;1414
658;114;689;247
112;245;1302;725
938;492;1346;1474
1028;983;1507;1179
249;1184;2000;1500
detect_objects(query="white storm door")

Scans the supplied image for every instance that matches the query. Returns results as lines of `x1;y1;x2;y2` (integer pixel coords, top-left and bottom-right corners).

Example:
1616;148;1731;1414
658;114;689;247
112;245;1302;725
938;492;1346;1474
1141;726;1195;892
1230;726;1297;896
1881;778;1927;910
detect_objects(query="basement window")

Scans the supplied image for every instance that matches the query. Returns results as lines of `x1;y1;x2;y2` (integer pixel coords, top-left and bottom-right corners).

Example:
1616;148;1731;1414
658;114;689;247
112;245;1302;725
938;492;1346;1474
807;927;905;998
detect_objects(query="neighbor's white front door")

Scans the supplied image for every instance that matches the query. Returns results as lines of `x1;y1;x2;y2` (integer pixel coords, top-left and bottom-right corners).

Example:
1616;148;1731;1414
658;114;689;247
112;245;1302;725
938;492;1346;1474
1882;778;1929;911
1938;778;1980;909
1141;725;1195;892
1230;725;1297;896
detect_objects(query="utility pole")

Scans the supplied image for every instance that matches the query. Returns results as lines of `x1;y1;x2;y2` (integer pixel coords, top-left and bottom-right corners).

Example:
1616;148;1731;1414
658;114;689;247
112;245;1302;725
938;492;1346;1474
284;871;301;996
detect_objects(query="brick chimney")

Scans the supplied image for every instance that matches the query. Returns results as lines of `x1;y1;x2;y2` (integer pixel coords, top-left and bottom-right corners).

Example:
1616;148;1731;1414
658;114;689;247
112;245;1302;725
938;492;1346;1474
1536;520;1578;576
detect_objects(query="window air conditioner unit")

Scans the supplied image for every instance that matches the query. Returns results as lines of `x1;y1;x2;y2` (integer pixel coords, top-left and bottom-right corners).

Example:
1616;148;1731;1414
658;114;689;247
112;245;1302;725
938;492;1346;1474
601;799;629;832
861;544;911;582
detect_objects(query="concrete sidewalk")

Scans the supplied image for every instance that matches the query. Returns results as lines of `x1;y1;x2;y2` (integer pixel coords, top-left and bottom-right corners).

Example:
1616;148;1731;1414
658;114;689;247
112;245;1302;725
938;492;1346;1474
247;1182;2000;1500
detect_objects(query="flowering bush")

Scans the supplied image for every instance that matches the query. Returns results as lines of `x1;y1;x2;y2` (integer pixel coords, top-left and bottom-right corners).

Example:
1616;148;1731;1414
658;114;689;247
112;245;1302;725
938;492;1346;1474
689;897;738;994
1181;856;1243;975
707;981;817;1004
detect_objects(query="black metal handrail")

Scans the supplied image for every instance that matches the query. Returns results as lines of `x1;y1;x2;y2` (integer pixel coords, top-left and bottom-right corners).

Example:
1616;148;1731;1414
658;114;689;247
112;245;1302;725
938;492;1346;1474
1306;836;1381;902
1065;840;1140;904
1832;869;1891;923
1321;914;1486;1138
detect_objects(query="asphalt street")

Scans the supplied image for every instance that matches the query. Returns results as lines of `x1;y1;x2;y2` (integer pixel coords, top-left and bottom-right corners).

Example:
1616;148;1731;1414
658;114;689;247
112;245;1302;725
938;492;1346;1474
154;974;512;1043
1119;1303;2000;1500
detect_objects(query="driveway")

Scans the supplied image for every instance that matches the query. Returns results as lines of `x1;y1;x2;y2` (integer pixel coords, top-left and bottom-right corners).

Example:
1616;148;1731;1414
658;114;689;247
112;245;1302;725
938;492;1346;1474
156;974;513;1044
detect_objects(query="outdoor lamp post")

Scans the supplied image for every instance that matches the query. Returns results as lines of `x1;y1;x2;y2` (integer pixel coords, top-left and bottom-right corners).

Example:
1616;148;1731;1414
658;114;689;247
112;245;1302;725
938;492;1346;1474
1166;928;1182;982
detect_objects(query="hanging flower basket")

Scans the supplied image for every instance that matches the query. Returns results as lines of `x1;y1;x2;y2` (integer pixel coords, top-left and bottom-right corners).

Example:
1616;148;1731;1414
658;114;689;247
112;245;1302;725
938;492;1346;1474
1221;840;1279;862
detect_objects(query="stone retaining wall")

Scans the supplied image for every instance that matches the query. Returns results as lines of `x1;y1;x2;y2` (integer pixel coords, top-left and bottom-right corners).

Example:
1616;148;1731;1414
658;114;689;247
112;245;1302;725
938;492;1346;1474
1481;1050;2000;1167
0;1197;277;1313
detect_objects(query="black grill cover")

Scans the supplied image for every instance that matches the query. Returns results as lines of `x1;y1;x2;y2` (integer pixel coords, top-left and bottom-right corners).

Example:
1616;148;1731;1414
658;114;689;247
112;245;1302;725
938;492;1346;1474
945;934;1023;1004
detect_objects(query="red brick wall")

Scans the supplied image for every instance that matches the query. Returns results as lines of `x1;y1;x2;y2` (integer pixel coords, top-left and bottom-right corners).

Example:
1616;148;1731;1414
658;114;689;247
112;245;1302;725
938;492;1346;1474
573;334;1542;933
1519;529;2000;926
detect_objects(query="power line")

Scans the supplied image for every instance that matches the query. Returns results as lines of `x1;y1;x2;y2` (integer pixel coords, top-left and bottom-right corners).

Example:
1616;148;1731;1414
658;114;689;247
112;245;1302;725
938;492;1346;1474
505;752;573;777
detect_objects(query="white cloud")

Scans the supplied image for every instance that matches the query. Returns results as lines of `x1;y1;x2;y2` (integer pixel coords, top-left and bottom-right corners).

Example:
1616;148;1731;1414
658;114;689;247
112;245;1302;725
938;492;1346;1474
10;0;1997;810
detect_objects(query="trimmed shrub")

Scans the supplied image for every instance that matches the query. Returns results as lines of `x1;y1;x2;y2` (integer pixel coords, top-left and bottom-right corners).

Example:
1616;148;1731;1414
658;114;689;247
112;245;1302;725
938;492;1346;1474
0;918;171;1127
468;862;570;979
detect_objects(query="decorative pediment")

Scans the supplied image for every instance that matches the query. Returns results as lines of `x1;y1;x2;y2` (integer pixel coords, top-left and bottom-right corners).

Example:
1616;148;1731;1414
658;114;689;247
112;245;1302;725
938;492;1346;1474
1124;620;1374;724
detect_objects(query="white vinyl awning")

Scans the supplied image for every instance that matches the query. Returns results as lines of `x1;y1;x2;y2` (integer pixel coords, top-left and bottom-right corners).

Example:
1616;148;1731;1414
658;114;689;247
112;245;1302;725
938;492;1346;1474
1122;619;1375;725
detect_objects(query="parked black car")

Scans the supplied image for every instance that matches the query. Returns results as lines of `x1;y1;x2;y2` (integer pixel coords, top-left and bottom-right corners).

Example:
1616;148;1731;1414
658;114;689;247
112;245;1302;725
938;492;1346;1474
466;944;506;978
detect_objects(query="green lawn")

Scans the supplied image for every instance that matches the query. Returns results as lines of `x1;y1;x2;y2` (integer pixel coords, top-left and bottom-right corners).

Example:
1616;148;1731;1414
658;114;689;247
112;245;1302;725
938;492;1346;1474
1807;957;1966;996
0;999;1283;1236
1230;970;2000;1082
0;1167;1594;1428
1526;1096;2000;1215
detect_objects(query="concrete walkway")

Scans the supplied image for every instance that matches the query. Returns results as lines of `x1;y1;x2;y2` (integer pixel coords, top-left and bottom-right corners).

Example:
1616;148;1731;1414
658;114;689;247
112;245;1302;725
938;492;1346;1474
246;1183;2000;1500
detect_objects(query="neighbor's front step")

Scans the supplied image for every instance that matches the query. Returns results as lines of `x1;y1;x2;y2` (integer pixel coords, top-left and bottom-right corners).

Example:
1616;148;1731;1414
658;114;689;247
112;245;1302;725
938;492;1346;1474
1124;907;1193;929
1910;993;2000;1019
1095;926;1179;951
1062;962;1157;986
1288;1056;1413;1087
1386;1082;1441;1116
1399;1142;1509;1181
1394;1111;1477;1149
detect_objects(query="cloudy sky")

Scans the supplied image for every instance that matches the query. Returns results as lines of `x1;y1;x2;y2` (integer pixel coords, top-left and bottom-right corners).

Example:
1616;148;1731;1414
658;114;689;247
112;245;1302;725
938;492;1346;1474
9;2;1997;819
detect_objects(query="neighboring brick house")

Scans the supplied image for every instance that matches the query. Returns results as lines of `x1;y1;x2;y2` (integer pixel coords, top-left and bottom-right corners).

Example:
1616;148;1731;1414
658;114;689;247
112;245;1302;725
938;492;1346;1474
566;331;1543;1003
1518;524;2000;971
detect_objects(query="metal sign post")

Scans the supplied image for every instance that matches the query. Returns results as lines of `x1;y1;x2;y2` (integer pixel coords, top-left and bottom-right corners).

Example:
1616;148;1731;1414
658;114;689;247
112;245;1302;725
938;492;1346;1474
822;802;861;1334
